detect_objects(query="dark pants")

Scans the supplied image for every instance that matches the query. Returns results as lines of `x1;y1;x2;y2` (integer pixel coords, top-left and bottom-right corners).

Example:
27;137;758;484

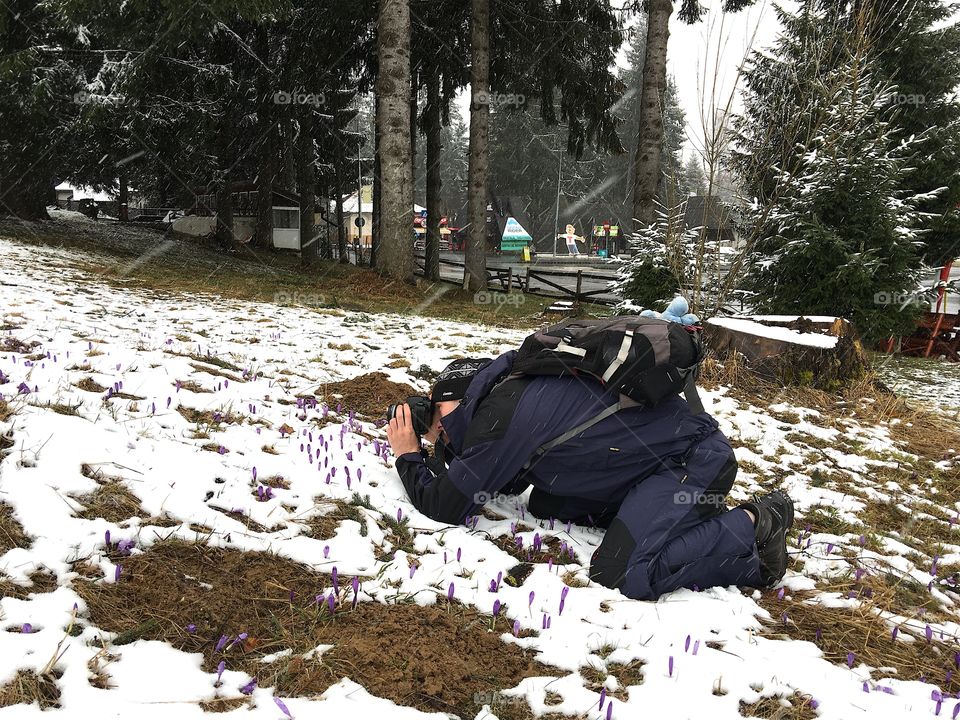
583;437;761;600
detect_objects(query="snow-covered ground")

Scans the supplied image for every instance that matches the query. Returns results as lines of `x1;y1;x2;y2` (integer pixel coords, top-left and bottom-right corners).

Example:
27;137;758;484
1;235;959;719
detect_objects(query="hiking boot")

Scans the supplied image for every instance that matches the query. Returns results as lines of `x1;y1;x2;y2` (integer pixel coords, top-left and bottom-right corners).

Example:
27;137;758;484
739;490;795;587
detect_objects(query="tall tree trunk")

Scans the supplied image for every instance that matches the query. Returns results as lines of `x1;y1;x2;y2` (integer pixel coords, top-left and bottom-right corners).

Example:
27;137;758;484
371;93;381;268
215;174;235;247
465;0;490;292
424;71;442;281
298;111;317;267
410;65;418;204
253;25;276;249
375;0;414;282
118;170;129;221
282;113;297;190
0;175;49;220
335;164;348;263
631;0;672;232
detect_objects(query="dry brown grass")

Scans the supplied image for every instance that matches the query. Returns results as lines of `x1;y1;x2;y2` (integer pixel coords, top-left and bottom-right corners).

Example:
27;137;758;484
75;376;108;393
176;379;211;393
177;406;245;426
74;540;556;718
314;372;418;419
188;362;245;384
0;501;31;555
0;670;61;710
758;589;959;690
0;567;57;600
72;482;146;523
304;499;369;540
0;398;13;422
739;692;818;719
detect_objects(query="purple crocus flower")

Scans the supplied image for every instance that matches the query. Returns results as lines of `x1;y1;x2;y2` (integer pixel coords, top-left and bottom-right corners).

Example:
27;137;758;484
927;625;934;642
513;620;520;637
187;624;196;634
323;545;330;558
409;564;417;579
599;687;606;710
606;702;613;720
693;640;700;655
274;697;293;719
953;702;960;720
21;623;32;634
456;547;462;563
331;566;338;591
528;591;535;608
847;652;855;668
493;599;501;617
685;635;691;652
252;467;257;482
215;634;229;652
447;582;455;601
240;678;257;695
327;594;335;614
559;586;569;616
105;530;111;547
216;660;225;684
114;565;122;582
668;655;674;677
892;627;899;641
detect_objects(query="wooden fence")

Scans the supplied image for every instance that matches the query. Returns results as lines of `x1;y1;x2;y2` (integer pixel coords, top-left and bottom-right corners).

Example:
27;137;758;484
414;256;619;306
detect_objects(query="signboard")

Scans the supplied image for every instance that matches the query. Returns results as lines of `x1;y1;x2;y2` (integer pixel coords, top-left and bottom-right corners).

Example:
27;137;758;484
593;224;620;237
501;216;532;252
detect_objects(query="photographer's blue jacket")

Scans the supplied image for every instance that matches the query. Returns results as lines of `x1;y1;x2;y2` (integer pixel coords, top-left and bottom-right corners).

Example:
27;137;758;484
395;350;763;601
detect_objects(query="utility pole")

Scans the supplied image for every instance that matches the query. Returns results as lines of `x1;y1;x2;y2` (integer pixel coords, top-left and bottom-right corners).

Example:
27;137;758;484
553;135;563;256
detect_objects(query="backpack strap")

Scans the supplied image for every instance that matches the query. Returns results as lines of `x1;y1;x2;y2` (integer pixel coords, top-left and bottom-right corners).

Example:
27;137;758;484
521;398;626;471
682;372;704;415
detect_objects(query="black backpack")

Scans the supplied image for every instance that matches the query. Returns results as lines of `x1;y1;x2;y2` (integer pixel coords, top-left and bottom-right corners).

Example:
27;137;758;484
509;316;706;468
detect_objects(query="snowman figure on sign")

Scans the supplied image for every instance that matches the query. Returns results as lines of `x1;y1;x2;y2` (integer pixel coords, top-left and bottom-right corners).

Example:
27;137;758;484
558;223;585;256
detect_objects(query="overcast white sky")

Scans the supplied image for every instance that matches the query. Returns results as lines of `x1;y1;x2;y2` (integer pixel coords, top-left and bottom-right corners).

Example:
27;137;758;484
455;0;792;160
654;0;791;159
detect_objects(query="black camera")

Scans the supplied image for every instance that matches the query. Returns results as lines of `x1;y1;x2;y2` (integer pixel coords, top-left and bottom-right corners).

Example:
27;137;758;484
386;395;434;438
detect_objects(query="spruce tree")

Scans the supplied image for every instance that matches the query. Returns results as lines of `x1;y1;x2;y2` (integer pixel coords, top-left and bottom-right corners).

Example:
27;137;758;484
732;5;931;341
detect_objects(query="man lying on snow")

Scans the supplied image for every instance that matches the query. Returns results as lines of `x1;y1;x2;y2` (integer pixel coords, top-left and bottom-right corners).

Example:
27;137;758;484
385;303;795;601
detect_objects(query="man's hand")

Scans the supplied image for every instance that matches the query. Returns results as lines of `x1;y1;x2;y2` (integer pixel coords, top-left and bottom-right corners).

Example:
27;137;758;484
386;402;421;456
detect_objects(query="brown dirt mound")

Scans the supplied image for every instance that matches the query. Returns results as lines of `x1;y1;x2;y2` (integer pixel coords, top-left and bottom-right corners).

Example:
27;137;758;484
75;541;554;718
314;372;419;418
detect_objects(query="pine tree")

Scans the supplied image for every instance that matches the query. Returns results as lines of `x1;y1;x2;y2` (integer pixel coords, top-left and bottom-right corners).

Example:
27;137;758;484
732;5;932;341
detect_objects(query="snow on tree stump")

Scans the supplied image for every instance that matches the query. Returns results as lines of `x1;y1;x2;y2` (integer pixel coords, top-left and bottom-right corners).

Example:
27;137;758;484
702;315;869;388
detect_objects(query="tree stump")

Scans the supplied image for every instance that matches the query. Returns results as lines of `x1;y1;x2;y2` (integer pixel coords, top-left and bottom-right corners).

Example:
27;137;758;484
702;315;869;388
